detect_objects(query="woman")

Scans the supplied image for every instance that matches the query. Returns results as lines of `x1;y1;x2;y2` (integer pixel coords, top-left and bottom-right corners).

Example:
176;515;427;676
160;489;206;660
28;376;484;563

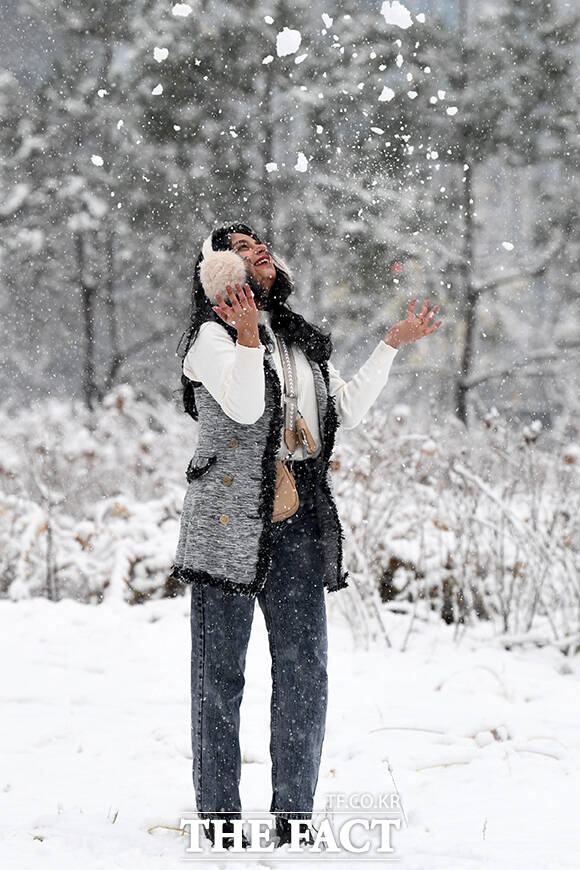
169;221;441;850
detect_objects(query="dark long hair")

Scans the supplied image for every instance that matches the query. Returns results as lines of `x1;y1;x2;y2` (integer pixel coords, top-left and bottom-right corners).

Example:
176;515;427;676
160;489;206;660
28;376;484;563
176;221;333;421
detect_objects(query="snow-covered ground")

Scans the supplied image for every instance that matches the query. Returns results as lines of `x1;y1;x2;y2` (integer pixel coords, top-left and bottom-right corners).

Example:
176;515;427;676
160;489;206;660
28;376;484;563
1;592;579;869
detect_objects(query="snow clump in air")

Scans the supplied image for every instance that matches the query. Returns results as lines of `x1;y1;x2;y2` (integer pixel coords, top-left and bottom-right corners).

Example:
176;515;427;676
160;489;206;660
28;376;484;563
91;155;104;166
379;86;395;102
154;47;169;62
276;27;302;57
294;152;309;172
502;242;514;251
381;1;414;29
172;3;192;17
151;84;163;95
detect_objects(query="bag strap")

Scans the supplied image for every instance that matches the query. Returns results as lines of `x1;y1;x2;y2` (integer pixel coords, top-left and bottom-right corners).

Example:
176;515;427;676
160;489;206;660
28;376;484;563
276;334;317;458
276;334;300;455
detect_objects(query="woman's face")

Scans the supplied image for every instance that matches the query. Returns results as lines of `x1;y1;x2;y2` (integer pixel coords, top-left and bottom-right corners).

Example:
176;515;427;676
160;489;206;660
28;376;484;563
229;232;276;293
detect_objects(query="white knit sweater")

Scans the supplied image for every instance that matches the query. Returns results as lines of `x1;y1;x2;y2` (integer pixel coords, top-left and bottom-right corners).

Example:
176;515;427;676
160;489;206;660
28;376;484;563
183;309;398;461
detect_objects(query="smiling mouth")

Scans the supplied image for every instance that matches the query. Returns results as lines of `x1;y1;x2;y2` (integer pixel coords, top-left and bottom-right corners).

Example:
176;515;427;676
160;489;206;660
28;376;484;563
254;257;271;267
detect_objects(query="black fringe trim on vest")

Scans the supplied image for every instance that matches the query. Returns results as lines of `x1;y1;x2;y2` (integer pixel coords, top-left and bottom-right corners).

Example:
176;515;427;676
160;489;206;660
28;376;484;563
252;354;285;595
317;360;350;593
167;565;265;598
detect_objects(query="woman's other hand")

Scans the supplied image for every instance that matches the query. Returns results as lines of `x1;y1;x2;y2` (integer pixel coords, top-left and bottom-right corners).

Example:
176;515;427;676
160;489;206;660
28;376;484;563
212;283;260;347
384;298;442;349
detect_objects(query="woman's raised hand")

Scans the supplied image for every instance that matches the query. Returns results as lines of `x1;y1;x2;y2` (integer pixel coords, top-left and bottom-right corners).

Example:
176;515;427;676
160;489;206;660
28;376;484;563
212;283;259;343
384;298;442;349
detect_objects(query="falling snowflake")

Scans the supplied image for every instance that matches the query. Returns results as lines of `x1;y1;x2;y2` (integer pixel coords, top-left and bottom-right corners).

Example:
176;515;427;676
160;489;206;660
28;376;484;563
154;47;169;62
91;155;104;166
152;84;163;96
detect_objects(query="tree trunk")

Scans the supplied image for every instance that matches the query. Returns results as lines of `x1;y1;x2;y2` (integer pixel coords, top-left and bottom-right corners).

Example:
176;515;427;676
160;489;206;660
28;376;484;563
455;159;476;425
260;59;275;244
102;224;120;396
74;232;99;410
455;0;476;426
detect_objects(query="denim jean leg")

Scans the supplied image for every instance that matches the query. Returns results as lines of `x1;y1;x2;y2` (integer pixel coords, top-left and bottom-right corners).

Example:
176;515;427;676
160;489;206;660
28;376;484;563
190;581;255;823
257;464;329;823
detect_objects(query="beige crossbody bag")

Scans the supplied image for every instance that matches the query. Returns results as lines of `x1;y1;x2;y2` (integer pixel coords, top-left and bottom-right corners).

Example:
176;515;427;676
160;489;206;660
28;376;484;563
272;334;317;522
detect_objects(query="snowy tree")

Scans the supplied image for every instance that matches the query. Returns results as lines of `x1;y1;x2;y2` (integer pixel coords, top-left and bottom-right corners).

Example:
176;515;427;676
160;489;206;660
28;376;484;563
1;0;578;430
410;0;580;424
3;0;181;408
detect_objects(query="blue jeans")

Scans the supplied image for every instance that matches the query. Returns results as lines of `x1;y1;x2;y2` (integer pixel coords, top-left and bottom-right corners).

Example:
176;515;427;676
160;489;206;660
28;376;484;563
189;459;328;825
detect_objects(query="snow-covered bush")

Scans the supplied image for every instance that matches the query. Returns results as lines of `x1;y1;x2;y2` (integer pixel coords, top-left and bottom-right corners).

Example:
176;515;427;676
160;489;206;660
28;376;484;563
0;384;195;603
333;402;580;647
1;384;579;651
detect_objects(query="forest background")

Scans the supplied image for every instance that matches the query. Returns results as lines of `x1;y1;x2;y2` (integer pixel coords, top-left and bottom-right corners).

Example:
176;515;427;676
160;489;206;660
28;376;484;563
1;0;579;649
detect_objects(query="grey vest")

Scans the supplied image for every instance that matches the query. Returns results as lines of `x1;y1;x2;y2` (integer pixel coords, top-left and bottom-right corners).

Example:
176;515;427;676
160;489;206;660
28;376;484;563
168;346;350;598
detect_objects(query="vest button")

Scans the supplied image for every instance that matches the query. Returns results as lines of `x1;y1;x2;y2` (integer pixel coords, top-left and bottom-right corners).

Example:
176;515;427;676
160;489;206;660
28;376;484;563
229;437;239;448
222;474;233;486
219;514;230;525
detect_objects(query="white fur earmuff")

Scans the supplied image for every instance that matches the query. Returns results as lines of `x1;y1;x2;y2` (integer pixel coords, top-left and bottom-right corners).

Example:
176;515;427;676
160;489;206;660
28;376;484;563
199;234;248;304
